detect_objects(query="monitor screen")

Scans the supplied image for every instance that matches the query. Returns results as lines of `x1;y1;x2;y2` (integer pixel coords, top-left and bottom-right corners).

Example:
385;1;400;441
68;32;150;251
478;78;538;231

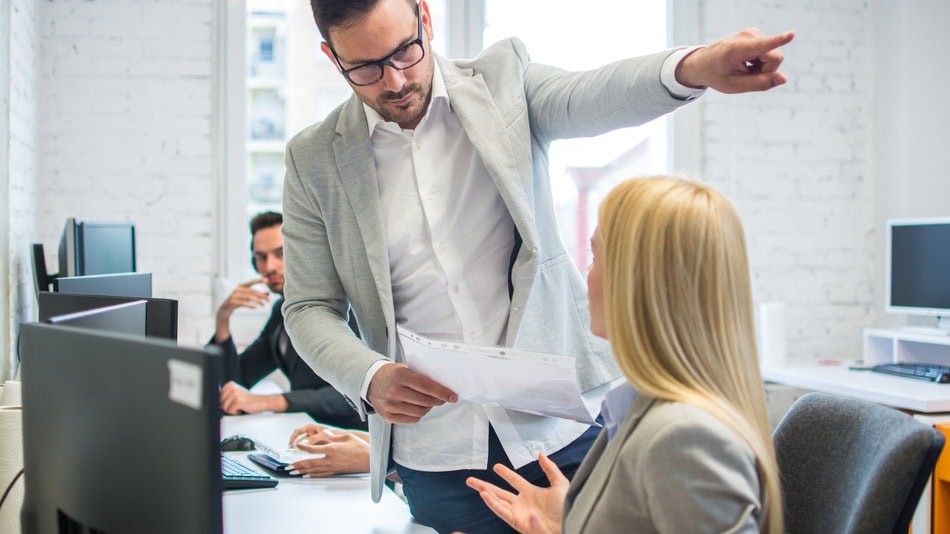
53;272;152;298
38;291;177;340
43;299;147;337
886;217;950;317
58;218;136;278
18;323;224;534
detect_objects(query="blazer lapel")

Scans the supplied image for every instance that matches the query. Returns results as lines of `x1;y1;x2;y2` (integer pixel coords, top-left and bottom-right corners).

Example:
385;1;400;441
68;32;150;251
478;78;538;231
565;395;657;526
333;97;396;340
438;57;539;254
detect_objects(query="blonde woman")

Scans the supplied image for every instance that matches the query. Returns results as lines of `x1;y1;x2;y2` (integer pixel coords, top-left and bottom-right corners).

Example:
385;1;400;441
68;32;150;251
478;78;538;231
466;177;783;533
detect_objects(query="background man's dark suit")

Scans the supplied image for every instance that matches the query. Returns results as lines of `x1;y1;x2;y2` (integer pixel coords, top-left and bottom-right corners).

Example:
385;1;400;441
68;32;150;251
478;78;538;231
211;298;366;430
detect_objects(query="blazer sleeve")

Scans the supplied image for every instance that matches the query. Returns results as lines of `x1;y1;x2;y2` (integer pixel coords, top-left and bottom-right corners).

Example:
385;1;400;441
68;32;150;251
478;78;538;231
281;388;365;430
281;125;385;414
507;37;689;145
207;305;281;388
639;418;763;533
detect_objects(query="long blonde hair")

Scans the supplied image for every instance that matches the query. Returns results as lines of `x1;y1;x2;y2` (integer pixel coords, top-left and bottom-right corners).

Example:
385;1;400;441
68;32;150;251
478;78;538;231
598;176;783;533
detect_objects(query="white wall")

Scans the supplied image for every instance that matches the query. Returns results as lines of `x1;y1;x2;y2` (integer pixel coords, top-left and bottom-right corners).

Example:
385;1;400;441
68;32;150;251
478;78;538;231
2;0;39;379
34;0;217;347
701;0;874;360
0;0;9;378
870;0;950;328
3;1;949;378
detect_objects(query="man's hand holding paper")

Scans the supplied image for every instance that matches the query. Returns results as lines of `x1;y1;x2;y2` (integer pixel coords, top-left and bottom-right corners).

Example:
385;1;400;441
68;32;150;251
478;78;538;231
397;326;596;425
366;361;458;424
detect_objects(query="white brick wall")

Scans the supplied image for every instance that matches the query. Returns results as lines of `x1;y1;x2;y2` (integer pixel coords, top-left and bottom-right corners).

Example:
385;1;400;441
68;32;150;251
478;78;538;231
36;0;216;346
700;0;874;361
3;0;39;379
1;0;10;379
5;1;937;374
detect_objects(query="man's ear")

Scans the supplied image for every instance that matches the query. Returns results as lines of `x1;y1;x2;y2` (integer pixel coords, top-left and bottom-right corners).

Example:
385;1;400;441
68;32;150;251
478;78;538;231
321;42;342;72
419;0;433;41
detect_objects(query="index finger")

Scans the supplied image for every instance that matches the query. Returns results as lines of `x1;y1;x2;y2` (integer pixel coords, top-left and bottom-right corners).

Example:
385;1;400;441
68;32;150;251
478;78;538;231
239;277;266;288
288;428;307;445
404;369;458;404
491;463;536;494
739;30;795;58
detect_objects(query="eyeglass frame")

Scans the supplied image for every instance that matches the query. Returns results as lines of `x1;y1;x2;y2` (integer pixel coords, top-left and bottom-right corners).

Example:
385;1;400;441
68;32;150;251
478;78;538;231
327;3;425;87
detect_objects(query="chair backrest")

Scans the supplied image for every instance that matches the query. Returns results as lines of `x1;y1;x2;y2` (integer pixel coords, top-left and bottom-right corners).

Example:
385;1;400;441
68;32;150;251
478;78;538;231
772;392;944;534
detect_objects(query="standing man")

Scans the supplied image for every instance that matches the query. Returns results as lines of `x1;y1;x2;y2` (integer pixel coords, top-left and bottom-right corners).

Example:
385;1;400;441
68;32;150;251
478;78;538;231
281;1;793;531
212;211;365;431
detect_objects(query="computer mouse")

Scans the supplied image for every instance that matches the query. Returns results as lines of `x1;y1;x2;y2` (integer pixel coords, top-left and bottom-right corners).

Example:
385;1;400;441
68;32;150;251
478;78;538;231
220;435;256;452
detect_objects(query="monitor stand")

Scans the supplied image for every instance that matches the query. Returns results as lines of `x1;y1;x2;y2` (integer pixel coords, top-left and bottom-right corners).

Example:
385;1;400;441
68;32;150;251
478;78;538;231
902;316;950;337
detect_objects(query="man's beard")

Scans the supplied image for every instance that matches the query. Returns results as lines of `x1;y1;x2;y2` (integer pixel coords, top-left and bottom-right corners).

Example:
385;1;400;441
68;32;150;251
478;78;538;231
371;80;431;126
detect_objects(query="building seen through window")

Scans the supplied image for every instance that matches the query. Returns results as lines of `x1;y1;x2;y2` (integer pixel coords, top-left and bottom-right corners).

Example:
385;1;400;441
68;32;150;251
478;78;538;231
241;0;664;278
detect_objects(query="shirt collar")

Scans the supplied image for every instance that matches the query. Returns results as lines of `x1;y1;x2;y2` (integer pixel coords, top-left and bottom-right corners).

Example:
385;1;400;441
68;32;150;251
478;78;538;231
363;58;450;136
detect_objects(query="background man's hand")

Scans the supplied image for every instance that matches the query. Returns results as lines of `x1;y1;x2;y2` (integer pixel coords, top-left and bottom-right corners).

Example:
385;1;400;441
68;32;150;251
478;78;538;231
213;278;270;343
288;427;370;477
219;381;288;415
676;28;795;94
367;363;458;424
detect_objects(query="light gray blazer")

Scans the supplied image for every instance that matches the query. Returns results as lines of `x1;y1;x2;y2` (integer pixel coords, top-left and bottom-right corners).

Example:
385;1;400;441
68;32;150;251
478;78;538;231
280;37;691;501
563;395;766;533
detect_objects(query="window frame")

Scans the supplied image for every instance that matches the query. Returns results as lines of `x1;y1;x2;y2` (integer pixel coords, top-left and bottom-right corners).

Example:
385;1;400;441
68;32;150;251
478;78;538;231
214;0;701;301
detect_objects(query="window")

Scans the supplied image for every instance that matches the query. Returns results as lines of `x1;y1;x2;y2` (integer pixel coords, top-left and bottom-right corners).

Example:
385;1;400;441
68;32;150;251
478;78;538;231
484;1;668;270
220;1;679;287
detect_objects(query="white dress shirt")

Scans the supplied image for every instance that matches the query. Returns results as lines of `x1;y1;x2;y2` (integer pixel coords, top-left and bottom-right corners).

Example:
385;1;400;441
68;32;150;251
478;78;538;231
361;51;704;472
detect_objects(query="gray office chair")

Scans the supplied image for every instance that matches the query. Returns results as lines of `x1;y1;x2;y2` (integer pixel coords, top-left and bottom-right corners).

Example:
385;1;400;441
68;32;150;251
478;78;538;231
772;392;944;534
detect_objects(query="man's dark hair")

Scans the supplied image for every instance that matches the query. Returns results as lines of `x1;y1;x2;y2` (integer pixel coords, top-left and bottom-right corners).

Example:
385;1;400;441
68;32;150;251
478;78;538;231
249;211;282;271
311;0;415;46
250;211;282;237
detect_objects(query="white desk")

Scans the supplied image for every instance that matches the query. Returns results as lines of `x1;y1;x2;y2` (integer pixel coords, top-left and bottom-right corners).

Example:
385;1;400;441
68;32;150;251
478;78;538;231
221;412;434;534
762;362;950;413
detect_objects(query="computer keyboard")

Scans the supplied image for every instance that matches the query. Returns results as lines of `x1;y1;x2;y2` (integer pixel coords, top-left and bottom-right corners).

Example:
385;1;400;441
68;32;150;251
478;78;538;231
870;362;950;383
221;454;278;490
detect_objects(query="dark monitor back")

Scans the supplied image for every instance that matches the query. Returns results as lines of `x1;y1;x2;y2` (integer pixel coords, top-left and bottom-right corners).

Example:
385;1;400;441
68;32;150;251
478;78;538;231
38;291;178;340
78;222;136;276
18;323;224;534
58;218;136;278
44;299;147;337
31;243;51;298
53;271;152;298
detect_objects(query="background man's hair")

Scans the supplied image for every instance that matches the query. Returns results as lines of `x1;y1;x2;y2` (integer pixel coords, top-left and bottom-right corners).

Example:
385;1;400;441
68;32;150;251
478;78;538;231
249;211;282;237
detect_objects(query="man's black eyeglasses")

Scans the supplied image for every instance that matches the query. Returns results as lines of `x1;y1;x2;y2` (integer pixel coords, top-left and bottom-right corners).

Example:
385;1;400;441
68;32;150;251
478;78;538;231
329;4;425;87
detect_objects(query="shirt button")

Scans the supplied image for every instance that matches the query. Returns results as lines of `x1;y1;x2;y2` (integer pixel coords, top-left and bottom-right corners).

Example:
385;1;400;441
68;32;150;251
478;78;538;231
531;247;539;255
513;305;519;312
453;285;460;294
439;242;446;251
427;192;434;200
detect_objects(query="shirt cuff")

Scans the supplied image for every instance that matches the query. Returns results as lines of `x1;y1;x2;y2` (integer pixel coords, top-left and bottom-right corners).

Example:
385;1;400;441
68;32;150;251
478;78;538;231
661;46;707;101
360;360;391;407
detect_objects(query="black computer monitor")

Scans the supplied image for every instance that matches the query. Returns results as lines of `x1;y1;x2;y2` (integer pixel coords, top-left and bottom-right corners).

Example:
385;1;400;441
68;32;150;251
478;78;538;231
18;323;224;534
38;292;177;340
58;217;136;278
43;299;147;337
53;271;152;298
30;243;52;297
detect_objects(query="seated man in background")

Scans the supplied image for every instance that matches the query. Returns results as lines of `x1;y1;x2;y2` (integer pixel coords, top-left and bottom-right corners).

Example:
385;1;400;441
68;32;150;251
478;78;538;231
211;211;366;431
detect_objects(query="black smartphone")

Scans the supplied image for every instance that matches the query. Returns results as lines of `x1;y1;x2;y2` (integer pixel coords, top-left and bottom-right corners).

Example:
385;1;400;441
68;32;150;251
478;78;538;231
247;453;300;476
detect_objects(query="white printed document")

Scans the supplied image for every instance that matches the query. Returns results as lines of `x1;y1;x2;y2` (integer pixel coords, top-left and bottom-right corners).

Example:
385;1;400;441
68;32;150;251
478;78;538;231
397;326;595;424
